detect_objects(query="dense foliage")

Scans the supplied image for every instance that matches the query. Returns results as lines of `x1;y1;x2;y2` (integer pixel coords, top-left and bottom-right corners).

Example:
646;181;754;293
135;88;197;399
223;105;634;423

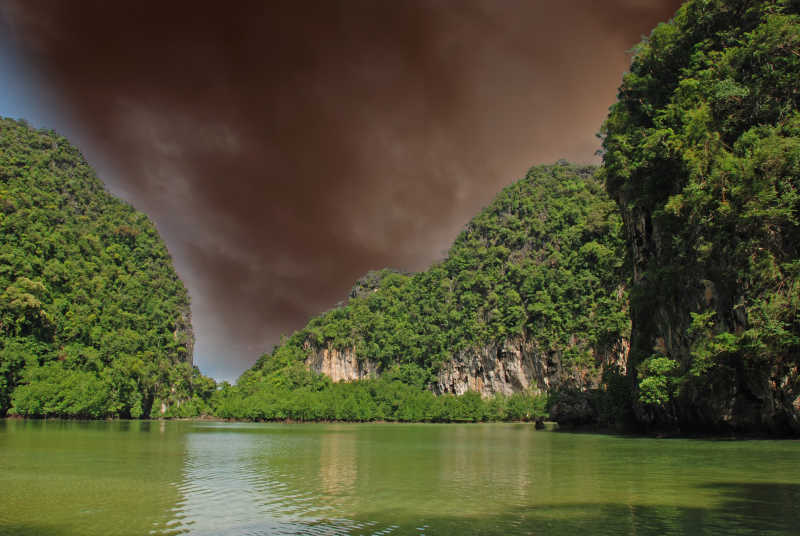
0;118;214;418
214;370;548;423
299;163;623;371
220;163;628;420
9;0;798;433
601;0;800;432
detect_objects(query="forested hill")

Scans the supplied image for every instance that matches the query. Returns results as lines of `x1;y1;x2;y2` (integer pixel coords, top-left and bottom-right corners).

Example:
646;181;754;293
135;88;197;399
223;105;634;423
601;0;800;434
0;118;214;418
215;163;629;422
7;0;797;435
225;0;800;434
295;162;628;379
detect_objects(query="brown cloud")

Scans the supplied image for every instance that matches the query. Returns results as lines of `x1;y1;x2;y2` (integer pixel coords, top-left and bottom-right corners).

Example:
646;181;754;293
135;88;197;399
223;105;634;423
0;0;683;379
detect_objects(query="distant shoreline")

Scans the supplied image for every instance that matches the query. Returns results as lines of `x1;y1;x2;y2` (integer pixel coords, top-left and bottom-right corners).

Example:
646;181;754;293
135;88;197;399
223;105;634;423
5;417;799;440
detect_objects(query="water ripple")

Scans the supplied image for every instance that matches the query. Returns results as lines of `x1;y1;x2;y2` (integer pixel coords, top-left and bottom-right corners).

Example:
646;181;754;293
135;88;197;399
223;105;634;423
5;420;797;536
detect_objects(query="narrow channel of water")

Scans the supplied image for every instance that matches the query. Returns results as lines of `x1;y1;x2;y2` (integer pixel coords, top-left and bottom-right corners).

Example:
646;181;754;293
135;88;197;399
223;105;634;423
1;420;798;535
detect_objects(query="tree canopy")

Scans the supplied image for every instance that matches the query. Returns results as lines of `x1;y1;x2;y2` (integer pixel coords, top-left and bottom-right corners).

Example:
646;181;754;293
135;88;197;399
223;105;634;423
0;118;213;418
601;0;800;432
221;162;628;421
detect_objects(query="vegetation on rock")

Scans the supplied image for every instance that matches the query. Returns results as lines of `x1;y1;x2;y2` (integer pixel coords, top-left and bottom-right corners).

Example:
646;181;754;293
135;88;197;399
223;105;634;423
220;162;628;421
4;0;799;435
0;118;214;418
601;0;800;433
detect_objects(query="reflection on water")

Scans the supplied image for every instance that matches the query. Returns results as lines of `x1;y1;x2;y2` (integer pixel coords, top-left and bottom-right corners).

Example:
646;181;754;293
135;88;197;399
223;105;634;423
165;424;388;535
319;429;357;502
0;419;186;536
1;420;799;535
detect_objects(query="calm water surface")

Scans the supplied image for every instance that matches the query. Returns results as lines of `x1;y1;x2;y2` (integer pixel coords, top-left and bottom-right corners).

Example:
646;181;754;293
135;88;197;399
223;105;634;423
1;420;798;535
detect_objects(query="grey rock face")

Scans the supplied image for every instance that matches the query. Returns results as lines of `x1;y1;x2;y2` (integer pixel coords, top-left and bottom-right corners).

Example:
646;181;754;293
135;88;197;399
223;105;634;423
434;336;629;397
303;336;629;399
621;196;800;434
304;344;381;383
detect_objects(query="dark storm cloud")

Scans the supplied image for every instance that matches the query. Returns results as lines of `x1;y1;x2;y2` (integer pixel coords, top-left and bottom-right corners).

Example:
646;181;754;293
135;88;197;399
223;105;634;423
0;0;683;379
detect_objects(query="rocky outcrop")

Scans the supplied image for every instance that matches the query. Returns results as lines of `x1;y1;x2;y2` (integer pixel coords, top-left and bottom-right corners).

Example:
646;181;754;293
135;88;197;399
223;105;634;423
174;302;195;364
598;0;800;435
304;335;629;398
622;207;800;434
304;344;381;382
434;336;629;397
348;269;409;301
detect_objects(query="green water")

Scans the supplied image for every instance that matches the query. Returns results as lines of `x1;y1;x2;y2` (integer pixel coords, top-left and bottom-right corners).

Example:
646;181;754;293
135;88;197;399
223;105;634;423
1;420;798;535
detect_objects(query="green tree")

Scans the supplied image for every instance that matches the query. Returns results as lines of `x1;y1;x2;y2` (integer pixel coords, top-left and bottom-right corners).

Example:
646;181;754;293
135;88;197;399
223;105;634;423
601;0;800;433
0;117;213;418
228;163;628;419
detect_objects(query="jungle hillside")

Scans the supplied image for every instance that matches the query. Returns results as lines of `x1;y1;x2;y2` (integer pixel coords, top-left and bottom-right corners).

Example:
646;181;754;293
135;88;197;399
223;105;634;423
0;118;214;419
601;0;800;433
2;0;799;435
214;162;629;424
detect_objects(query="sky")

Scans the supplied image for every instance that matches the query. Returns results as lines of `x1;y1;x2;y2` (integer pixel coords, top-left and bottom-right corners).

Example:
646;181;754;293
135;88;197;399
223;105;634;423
0;0;683;381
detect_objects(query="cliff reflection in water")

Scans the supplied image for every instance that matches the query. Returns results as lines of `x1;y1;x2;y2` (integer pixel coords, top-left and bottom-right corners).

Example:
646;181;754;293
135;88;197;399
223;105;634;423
158;423;800;536
318;428;358;505
3;421;800;536
162;423;387;535
0;419;186;536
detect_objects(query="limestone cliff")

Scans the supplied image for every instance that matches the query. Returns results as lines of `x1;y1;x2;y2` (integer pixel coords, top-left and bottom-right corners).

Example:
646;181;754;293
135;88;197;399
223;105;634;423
620;205;800;434
601;0;800;434
267;163;628;418
303;335;629;401
304;344;381;383
435;336;628;397
0;117;205;418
